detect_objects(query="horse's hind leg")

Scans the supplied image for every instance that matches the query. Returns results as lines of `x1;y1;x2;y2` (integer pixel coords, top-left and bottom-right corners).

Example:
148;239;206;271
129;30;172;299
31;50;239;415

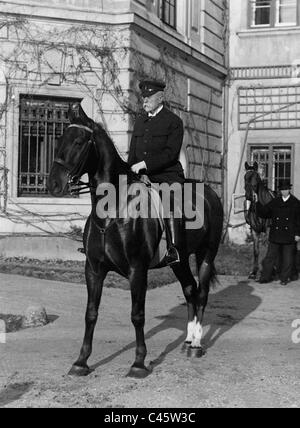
186;250;218;358
127;265;150;378
69;262;107;376
171;260;198;349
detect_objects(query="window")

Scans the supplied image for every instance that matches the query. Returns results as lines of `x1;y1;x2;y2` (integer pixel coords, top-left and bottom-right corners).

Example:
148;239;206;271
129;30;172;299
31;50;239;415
250;145;293;191
277;0;297;25
159;0;177;29
250;0;272;26
249;0;298;27
239;85;300;130
18;95;80;197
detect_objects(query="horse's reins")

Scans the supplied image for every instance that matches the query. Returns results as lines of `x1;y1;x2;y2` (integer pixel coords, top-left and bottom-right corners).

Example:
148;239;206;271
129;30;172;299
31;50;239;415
53;124;96;195
53;123;119;264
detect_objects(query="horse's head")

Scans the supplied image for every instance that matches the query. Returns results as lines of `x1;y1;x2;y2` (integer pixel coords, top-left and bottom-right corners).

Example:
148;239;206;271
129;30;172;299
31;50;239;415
47;104;96;197
244;161;261;202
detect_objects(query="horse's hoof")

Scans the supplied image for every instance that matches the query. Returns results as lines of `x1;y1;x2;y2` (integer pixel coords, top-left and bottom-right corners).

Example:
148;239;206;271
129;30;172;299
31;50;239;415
181;342;191;353
127;365;151;379
68;364;91;377
189;347;205;358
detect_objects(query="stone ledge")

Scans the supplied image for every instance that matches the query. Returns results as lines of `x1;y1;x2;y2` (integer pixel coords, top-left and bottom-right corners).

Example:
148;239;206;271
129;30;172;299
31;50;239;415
0;235;85;261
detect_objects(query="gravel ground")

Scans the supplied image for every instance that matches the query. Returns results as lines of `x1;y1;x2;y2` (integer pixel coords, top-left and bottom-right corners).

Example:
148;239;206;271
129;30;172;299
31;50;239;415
0;272;299;408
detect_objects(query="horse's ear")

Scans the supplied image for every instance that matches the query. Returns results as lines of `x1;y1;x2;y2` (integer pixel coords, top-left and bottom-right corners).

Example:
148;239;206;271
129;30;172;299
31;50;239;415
245;162;250;170
78;104;94;128
68;103;77;123
253;161;258;171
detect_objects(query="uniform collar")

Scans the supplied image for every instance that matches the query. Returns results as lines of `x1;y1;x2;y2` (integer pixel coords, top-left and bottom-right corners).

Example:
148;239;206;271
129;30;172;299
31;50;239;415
148;104;164;118
282;194;291;202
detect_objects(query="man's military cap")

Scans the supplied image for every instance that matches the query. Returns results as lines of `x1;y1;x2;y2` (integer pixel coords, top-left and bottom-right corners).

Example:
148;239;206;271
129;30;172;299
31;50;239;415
139;79;166;98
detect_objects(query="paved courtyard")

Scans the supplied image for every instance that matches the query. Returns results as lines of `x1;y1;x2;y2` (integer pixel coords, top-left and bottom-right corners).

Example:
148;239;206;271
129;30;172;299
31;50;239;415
0;272;299;408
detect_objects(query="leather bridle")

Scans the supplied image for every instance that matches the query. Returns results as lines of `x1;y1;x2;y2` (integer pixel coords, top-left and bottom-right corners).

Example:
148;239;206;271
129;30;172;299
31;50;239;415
53;124;95;194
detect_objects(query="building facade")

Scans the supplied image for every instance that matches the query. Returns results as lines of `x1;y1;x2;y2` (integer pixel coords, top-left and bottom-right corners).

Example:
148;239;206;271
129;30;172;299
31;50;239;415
227;0;300;243
0;0;227;238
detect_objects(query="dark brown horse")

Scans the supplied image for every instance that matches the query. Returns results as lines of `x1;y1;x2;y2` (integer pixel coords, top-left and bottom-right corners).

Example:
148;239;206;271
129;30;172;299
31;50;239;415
244;162;274;280
47;104;223;378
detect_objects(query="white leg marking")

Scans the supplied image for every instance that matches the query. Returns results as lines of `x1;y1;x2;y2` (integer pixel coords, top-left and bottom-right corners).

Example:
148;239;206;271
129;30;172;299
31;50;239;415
191;321;203;348
186;317;197;343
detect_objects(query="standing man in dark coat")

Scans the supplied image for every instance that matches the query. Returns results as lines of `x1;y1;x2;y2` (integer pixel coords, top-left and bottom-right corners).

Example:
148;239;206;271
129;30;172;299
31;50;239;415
128;79;185;265
256;180;300;285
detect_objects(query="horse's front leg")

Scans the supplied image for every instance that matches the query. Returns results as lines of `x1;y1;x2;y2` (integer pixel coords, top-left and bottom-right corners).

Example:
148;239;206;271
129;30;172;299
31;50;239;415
127;265;150;378
69;261;108;376
249;230;259;280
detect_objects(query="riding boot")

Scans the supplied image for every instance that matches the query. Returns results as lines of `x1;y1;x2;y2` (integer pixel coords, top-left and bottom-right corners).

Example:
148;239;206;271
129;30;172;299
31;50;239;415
164;213;180;265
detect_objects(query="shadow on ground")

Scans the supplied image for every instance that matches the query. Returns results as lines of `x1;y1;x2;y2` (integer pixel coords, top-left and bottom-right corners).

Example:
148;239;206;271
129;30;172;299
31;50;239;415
89;281;261;373
0;382;34;407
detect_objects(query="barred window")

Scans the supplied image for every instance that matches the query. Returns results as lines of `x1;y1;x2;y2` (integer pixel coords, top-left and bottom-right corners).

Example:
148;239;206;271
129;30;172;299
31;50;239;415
249;0;298;27
159;0;177;29
250;145;292;191
238;85;300;130
18;95;80;197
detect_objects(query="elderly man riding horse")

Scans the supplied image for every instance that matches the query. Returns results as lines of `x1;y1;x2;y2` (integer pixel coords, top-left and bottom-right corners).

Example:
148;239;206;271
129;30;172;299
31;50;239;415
128;79;185;265
47;84;223;377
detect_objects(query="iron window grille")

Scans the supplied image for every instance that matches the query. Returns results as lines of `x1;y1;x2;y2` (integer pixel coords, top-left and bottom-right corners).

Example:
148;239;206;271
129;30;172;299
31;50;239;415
159;0;177;29
249;0;299;27
238;85;300;130
249;145;293;192
18;95;81;197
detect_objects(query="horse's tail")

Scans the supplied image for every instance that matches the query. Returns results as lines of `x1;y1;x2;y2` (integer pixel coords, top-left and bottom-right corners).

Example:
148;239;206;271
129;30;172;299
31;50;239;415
196;253;220;291
210;262;220;288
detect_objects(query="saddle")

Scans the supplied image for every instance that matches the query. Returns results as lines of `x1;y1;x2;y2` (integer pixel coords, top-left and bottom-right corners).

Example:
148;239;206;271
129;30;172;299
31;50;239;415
148;179;205;267
93;178;205;268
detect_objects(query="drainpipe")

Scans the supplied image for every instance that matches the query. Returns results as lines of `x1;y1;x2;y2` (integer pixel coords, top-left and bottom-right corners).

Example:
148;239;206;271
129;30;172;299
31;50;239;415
222;0;230;231
0;69;8;213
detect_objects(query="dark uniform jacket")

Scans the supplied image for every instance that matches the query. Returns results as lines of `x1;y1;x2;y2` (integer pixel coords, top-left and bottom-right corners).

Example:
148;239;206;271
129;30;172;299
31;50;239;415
128;106;185;184
256;195;300;244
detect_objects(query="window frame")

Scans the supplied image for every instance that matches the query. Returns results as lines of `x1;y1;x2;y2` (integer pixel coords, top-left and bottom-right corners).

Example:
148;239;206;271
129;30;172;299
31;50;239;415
18;94;82;198
248;143;294;191
248;0;300;28
158;0;177;30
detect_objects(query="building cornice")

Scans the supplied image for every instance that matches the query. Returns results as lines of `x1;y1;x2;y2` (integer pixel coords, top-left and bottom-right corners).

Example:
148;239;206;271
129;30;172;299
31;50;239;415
131;14;227;77
0;3;227;78
237;27;300;38
230;64;298;80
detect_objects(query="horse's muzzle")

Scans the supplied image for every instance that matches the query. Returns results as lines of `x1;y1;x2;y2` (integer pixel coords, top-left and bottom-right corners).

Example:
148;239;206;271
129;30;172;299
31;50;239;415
47;165;69;197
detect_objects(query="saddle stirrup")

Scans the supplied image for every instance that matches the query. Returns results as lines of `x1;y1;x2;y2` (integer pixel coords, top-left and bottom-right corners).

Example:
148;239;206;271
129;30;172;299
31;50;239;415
165;214;180;265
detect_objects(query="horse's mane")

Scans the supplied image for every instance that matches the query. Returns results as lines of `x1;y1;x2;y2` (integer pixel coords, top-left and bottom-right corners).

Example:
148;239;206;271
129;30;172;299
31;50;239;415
69;118;140;181
93;121;115;146
257;179;274;206
92;122;137;179
244;167;274;233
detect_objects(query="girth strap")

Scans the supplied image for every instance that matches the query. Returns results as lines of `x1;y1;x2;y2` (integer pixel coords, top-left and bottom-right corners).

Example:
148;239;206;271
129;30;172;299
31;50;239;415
90;216;114;263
